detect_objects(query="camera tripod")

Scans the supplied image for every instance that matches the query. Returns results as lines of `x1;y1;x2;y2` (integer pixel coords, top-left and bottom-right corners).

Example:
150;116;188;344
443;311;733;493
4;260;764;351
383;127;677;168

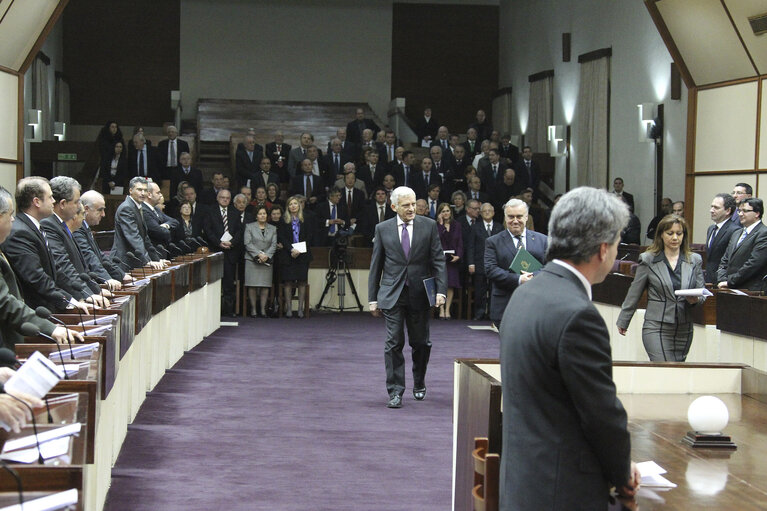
316;246;363;312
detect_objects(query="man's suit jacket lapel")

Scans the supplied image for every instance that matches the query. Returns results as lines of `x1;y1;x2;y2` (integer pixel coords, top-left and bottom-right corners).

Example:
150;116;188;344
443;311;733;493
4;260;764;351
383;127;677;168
733;222;764;256
500;230;517;262
126;197;147;236
0;251;22;299
389;218;407;261
18;214;55;277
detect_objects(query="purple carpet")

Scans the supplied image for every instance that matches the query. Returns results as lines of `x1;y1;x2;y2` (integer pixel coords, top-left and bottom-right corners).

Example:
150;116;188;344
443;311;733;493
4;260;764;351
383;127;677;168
103;313;500;510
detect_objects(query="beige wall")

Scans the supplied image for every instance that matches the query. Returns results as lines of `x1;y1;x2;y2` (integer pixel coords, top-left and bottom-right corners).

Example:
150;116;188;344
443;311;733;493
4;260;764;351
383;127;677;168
0;70;18;193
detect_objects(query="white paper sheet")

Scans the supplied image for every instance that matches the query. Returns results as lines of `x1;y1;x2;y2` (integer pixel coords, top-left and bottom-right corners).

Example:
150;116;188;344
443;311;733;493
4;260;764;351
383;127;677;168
4;352;63;399
2;423;81;453
0;488;79;511
220;231;233;243
292;241;307;253
0;436;71;463
674;288;713;298
637;461;677;488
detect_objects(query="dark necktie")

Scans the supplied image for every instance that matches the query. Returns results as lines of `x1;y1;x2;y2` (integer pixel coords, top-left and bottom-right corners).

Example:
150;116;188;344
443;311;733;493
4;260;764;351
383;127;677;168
487;224;492;236
379;205;385;222
514;235;522;250
708;226;718;248
334;153;340;174
139;150;145;177
62;219;73;238
170;140;176;167
330;204;337;234
306;176;313;197
401;223;410;258
222;208;228;232
493;164;498;178
347;190;353;218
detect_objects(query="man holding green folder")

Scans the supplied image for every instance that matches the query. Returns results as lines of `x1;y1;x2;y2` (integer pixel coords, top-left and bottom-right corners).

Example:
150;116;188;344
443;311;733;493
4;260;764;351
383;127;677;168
484;198;547;326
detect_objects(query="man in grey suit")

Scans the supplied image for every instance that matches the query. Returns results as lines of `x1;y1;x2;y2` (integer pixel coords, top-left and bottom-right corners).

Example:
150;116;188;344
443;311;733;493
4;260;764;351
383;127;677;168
368;186;447;408
484;198;547;326
717;197;767;292
111;177;166;269
705;193;739;283
499;187;639;510
76;191;130;288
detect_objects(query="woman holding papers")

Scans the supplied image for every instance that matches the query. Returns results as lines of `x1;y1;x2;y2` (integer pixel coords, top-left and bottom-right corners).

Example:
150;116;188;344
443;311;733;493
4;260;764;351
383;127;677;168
617;214;706;361
244;206;278;318
436;203;463;319
277;197;313;318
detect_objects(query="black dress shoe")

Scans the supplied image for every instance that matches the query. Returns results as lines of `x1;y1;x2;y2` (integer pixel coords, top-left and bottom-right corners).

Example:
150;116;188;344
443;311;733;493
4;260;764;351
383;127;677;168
386;395;402;408
413;388;426;401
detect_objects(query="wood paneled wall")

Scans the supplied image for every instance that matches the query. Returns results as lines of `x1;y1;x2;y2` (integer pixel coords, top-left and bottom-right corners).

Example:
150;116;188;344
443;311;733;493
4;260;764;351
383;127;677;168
63;0;179;126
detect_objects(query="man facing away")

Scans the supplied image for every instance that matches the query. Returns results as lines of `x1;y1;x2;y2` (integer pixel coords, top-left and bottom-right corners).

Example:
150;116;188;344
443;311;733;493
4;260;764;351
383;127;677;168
499;187;639;510
368;186;446;409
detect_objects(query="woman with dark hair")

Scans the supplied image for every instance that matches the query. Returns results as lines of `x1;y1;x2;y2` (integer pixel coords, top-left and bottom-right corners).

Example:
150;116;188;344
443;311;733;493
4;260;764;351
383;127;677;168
96;121;124;161
101;140;127;194
266;182;284;209
617;214;706;361
277;197;313;318
436;202;463;319
244;205;278;317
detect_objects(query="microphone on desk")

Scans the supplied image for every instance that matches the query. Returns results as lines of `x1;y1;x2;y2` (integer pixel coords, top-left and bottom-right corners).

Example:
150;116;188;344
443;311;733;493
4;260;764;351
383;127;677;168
19;323;67;382
187;238;201;249
0;458;23;505
88;272;112;319
196;236;208;248
0;348;53;425
35;307;74;361
79;274;100;326
111;256;131;272
156;244;170;259
0;367;45;464
178;240;193;254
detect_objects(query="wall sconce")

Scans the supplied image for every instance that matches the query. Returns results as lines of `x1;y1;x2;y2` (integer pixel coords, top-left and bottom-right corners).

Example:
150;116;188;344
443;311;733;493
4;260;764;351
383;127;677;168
638;103;655;142
54;122;67;141
548;124;567;156
27;109;41;126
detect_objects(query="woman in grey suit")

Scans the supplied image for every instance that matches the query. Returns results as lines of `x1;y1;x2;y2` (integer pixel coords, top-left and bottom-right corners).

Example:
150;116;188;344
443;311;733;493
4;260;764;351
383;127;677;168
244;205;277;317
617;214;706;361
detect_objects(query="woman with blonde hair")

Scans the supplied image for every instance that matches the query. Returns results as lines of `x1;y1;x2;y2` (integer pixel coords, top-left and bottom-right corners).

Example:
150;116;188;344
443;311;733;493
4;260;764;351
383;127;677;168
277;196;313;317
617;214;705;361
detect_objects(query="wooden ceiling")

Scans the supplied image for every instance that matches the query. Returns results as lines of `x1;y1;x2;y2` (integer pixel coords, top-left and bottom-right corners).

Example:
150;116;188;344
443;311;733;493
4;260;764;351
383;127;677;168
646;0;767;87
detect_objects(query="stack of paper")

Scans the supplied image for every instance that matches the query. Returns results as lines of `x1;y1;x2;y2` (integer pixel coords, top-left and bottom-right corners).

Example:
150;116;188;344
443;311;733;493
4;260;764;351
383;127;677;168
637;461;677;488
0;488;79;510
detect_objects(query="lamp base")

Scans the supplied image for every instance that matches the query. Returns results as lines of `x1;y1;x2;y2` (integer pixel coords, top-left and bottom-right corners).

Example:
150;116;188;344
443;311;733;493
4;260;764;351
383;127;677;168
683;431;737;450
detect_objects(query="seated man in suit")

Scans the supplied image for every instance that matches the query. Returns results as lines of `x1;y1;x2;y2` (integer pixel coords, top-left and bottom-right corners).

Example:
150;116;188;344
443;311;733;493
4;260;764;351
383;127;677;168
717;197;767;292
127;133;161;184
157;125;190;180
41;176;110;306
202;189;242;316
334;162;368;198
0;185;84;350
169;152;203;202
429;146;453;180
430;125;451;152
265;131;291;173
289;159;325;210
411;157;442;200
468;202;503;320
251;157;281;191
143;181;179;252
315;187;350;246
235;135;264;189
705;193;739;283
76;190;131;288
461;128;481;158
323;138;352;188
484;198;547;327
466;175;490;205
111;177;166;268
1;177;92;314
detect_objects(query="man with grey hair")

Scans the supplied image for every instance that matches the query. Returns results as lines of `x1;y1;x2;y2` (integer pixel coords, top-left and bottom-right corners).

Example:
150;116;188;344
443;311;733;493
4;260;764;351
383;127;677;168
111;177;165;269
484;198;547;326
143;180;179;249
0;185;85;349
128;133;160;183
2;177;92;314
41;176;111;307
75;190;130;288
235;134;264;189
368;186;447;408
498;187;639;509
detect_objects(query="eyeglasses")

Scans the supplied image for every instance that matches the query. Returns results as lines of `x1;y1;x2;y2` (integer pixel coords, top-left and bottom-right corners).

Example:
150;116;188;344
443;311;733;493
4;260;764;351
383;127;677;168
738;208;755;214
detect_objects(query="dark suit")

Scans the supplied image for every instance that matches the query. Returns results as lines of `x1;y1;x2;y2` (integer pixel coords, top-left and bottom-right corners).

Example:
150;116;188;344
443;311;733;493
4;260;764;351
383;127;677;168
358;201;395;245
410;171;443;200
169;166;204;199
250;170;281;191
73;222;124;282
315;200;351;246
499;143;520;164
461;139;481;158
346;118;380;145
704;220;739;283
484;229;547;323
368;214;447;399
142;203;178;249
100;156;128;195
415;116;438;144
514;159;541;193
322;152;352;187
479;161;510;191
41;215;100;296
156;137;190;177
467;220;503;319
235;144;265;188
265;142;291;168
716;221;767;291
338;187;366;222
500;262;631;510
0;250;56;350
111;197;159;265
288;174;325;207
2;214;75;311
203;205;243;314
615;191;634;213
127;146;161;184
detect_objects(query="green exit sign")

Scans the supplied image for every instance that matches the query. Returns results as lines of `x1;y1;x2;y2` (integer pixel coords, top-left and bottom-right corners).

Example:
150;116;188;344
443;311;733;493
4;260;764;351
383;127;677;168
57;153;77;161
